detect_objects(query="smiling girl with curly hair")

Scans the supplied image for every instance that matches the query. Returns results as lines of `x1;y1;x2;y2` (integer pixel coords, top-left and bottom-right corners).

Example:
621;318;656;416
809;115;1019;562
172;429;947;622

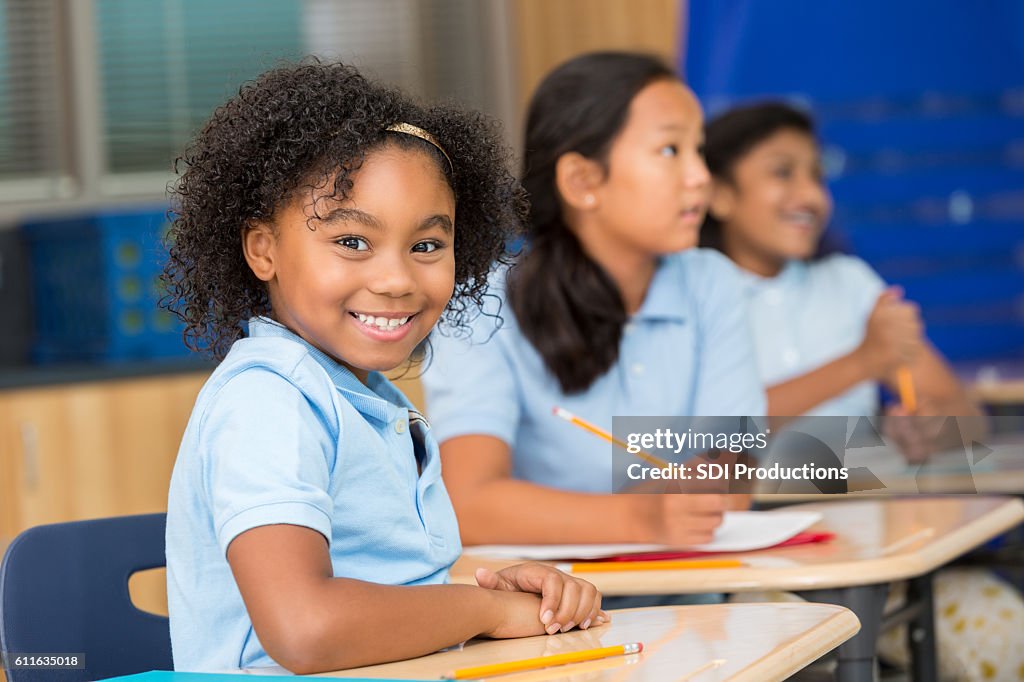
162;60;605;674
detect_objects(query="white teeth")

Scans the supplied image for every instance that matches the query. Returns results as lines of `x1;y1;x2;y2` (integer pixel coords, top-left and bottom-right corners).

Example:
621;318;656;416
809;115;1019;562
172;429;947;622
785;211;816;223
353;313;411;330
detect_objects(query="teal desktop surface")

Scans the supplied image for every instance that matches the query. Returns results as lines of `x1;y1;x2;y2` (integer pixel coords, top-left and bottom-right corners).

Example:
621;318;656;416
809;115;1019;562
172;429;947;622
100;672;433;681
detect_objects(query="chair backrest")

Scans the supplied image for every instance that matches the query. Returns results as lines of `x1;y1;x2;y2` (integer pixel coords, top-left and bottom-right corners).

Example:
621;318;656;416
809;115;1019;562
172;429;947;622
0;513;172;682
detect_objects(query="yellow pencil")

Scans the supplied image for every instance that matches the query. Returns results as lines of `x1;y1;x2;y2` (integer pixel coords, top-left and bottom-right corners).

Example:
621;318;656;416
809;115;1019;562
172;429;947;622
443;642;643;679
897;366;917;413
552;406;669;468
557;558;743;573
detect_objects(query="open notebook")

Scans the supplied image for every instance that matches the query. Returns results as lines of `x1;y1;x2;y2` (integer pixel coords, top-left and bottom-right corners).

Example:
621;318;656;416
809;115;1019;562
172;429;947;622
462;511;824;561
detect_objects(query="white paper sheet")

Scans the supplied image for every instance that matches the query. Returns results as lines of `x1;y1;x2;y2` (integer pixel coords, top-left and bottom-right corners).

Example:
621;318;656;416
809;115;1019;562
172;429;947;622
462;510;823;560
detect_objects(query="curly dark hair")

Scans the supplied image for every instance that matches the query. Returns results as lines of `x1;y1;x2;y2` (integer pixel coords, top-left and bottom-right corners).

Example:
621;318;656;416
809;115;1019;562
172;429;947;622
162;59;525;359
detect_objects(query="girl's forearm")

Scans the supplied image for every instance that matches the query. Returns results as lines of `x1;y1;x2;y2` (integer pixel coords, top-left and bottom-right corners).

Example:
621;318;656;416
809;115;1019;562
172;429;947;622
766;350;872;424
273;581;499;674
452;477;647;545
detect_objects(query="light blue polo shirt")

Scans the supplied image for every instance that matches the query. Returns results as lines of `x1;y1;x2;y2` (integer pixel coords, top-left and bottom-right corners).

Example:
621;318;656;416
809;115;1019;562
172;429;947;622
740;254;886;416
166;317;460;672
423;248;766;493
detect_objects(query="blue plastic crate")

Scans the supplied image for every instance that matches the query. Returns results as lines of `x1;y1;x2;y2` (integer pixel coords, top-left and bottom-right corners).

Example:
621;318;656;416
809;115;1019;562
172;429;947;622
21;208;191;363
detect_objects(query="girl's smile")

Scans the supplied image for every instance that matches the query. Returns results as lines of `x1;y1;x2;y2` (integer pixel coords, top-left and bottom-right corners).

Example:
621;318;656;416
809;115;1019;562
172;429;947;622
348;311;417;342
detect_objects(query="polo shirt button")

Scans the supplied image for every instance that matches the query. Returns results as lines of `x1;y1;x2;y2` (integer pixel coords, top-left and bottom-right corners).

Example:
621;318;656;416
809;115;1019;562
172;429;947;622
764;288;783;305
395;419;407;434
782;349;800;367
624;322;635;335
631;363;645;375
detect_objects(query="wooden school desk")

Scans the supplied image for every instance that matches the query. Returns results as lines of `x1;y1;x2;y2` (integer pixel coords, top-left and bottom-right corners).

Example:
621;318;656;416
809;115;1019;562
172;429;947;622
836;437;1024;587
754;433;1024;504
971;378;1024;407
452;496;1024;682
325;603;859;682
842;431;1024;495
961;360;1024;412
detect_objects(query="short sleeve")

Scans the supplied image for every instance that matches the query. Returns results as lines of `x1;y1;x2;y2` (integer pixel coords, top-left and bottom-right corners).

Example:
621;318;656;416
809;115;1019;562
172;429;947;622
422;303;522;447
199;369;336;555
689;251;768;416
828;255;887;328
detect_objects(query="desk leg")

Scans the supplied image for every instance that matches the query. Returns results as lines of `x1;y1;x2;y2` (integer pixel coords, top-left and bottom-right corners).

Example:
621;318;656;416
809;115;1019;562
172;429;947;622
798;583;888;682
906;573;937;682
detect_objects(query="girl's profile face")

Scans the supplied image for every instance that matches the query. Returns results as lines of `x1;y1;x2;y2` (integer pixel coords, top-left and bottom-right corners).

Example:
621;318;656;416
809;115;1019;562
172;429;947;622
711;128;831;274
585;79;711;259
245;146;456;382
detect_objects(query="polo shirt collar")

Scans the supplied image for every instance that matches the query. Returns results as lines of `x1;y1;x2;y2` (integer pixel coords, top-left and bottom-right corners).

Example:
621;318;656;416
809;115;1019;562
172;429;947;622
632;257;687;322
247;317;406;423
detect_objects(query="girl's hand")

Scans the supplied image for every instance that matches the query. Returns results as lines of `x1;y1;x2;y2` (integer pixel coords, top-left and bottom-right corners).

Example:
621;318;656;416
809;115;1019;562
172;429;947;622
857;287;925;380
635;493;726;546
475;564;607;635
479;590;547;639
727;493;753;511
882;403;947;463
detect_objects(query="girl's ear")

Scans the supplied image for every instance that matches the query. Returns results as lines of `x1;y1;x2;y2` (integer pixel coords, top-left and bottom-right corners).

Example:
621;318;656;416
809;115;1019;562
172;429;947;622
242;222;277;282
555;152;604;211
708;178;737;222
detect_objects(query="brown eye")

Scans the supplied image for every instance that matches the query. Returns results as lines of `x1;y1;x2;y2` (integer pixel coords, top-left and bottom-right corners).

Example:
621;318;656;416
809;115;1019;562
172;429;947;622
412;240;444;253
337;236;369;251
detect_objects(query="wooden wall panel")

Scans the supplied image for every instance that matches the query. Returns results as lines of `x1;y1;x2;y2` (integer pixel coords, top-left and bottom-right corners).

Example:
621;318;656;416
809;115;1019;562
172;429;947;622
0;395;16;552
1;372;208;625
3;372;208;531
511;0;682;113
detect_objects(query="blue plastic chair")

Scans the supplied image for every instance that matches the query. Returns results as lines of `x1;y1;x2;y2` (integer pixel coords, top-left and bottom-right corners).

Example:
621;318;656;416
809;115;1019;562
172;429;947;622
0;514;173;681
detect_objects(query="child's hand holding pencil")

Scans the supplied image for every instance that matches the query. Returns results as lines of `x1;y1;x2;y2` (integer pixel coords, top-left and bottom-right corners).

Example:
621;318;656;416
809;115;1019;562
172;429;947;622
552;406;729;545
857;286;924;384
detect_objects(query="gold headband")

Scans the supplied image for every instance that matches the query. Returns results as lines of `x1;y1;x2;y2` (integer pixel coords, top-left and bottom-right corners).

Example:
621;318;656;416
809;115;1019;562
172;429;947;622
385;122;453;174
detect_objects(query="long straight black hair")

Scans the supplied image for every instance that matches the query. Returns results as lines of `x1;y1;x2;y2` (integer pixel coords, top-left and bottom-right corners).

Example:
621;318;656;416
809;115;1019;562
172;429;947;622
509;51;676;394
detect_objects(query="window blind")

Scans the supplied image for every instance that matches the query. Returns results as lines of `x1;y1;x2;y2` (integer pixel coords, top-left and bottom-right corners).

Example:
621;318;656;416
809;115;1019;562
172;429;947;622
0;0;64;184
96;0;303;174
0;0;510;205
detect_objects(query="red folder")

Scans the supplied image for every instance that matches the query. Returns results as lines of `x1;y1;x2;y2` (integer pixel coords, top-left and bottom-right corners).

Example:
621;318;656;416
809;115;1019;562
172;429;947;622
571;531;835;563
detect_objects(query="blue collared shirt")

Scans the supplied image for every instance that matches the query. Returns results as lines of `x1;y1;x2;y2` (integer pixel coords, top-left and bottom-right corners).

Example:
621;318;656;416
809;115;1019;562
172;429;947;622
166;317;460;671
423;249;766;493
740;254;885;416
